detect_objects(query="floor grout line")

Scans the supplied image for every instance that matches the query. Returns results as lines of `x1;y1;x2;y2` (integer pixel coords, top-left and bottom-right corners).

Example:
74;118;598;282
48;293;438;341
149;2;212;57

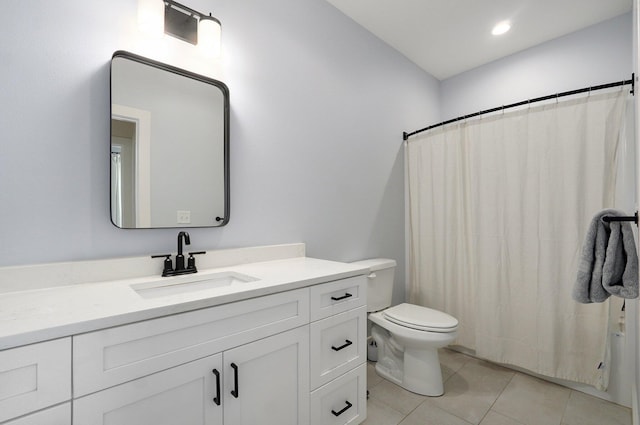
476;369;517;425
559;390;574;425
366;378;409;424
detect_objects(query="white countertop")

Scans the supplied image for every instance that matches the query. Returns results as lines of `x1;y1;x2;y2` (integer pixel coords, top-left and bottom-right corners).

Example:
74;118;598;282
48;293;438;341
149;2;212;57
0;256;368;350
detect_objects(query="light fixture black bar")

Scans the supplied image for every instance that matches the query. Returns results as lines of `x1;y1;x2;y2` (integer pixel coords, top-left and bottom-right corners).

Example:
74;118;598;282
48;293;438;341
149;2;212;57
164;0;201;18
164;0;221;25
403;74;635;141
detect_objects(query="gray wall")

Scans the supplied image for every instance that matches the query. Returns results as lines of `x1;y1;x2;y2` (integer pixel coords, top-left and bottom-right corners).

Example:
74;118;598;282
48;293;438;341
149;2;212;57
0;0;439;304
441;13;632;121
2;1;628;306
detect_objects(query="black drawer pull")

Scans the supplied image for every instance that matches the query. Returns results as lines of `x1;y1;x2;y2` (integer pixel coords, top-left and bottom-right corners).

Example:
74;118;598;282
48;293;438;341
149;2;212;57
212;369;221;405
331;292;352;301
231;363;239;398
331;339;353;351
332;400;353;417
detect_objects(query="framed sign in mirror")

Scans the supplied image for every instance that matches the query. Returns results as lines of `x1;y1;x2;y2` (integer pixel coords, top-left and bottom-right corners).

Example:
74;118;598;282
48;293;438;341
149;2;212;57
110;51;229;228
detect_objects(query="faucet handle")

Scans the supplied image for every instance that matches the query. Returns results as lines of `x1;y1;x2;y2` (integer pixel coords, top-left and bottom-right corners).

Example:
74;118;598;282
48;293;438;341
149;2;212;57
187;251;206;271
151;254;174;277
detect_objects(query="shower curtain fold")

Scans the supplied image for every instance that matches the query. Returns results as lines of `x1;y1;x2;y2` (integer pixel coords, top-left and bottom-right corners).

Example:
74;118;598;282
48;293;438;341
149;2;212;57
111;152;123;228
407;90;629;390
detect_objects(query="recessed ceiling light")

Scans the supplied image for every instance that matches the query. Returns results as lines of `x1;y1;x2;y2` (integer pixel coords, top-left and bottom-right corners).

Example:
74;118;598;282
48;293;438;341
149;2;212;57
491;21;511;36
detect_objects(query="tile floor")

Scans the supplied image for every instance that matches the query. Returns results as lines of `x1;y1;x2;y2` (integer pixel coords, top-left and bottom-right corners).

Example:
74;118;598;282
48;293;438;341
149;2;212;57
363;349;631;425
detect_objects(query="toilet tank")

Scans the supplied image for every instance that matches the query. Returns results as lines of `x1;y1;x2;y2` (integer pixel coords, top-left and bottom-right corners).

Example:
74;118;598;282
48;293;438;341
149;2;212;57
351;258;397;312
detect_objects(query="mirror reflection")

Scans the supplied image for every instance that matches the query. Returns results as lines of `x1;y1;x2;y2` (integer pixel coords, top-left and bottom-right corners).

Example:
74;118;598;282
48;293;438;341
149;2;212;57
110;51;229;228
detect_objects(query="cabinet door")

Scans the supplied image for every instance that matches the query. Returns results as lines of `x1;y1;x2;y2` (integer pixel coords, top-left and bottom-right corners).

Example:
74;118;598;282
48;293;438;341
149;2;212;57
73;354;222;425
223;326;309;425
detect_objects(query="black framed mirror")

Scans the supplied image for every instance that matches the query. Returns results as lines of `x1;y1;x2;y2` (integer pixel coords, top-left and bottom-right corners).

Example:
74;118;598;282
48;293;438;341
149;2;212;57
110;51;229;228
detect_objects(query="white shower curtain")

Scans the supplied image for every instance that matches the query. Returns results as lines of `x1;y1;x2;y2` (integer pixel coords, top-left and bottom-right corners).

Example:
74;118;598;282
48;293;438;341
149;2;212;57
407;90;629;389
111;152;123;228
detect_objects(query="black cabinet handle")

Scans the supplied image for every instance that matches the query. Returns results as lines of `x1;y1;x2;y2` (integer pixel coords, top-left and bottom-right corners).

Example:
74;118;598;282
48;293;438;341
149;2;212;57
331;400;353;417
230;363;239;398
331;339;353;351
212;369;221;406
331;293;352;301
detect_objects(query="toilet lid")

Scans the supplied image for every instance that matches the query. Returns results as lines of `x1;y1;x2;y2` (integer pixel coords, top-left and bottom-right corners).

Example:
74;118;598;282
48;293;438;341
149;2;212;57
383;303;458;332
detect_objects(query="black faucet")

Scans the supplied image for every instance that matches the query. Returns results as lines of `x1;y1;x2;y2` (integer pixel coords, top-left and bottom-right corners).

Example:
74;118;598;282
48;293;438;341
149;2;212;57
151;231;206;277
175;231;191;272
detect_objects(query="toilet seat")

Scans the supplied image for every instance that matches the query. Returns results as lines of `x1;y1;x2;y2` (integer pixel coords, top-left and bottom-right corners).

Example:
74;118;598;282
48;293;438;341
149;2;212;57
383;303;458;333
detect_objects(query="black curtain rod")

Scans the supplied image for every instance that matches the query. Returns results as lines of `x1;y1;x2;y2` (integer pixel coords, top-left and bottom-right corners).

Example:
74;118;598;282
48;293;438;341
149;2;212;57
403;74;635;141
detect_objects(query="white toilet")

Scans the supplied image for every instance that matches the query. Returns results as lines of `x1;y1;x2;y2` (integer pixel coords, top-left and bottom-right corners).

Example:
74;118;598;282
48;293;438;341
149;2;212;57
353;258;458;396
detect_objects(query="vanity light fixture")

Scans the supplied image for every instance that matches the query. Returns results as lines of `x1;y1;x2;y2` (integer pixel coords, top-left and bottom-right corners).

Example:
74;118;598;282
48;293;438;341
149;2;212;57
163;0;221;56
491;20;511;36
198;13;222;57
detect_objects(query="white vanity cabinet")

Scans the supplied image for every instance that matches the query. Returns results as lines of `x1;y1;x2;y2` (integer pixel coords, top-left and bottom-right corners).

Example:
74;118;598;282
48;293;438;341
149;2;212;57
72;288;309;397
309;276;368;425
72;288;310;425
74;326;309;425
0;253;369;425
71;276;366;425
0;338;71;424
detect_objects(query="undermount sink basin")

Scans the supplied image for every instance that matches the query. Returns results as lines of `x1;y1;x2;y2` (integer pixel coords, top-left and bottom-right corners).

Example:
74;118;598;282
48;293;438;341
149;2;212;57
131;271;259;299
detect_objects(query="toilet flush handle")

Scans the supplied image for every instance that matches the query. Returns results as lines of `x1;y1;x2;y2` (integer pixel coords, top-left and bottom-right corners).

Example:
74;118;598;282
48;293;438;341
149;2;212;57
367;272;377;279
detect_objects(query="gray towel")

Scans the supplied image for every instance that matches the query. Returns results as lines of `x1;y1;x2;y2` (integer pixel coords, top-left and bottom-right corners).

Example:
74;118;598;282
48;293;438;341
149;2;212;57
573;209;639;303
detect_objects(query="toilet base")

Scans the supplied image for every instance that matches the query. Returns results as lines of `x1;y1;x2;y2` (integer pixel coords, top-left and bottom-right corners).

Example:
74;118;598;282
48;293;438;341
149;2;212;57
369;317;456;397
374;346;444;396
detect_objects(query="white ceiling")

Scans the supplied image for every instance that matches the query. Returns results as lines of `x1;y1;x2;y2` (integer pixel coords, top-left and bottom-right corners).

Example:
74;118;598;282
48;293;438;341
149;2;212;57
324;0;632;80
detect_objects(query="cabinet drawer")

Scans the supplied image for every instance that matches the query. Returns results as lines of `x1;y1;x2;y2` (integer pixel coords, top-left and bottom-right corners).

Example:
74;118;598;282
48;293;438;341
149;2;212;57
310;306;367;389
73;288;309;396
0;338;71;423
4;403;71;425
310;363;367;425
310;276;366;321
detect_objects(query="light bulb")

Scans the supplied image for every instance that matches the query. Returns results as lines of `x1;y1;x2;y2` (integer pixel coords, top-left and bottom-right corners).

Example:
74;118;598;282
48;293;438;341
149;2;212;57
491;21;511;36
199;15;221;58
